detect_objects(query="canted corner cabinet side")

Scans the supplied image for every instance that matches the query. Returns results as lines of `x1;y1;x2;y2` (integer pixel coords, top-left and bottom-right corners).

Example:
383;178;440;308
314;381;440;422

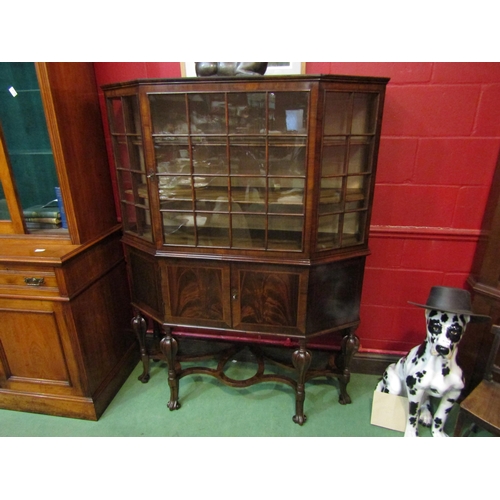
104;74;389;424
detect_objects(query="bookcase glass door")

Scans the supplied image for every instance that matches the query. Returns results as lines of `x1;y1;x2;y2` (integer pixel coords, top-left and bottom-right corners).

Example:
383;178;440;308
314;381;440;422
149;90;308;251
317;90;379;250
0;62;62;232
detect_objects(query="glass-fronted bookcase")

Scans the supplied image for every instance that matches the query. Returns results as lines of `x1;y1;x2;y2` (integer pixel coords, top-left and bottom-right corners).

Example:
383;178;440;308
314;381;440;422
0;63;137;420
103;74;389;424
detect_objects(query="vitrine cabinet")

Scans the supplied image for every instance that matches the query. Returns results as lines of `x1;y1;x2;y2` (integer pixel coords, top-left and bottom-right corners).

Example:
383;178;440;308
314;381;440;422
0;63;137;420
103;74;388;423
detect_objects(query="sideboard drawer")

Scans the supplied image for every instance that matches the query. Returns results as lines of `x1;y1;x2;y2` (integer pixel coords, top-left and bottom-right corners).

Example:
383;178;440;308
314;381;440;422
0;264;59;296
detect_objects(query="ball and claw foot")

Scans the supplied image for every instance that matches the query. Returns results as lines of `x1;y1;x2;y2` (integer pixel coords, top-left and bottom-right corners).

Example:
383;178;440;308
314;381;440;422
339;393;351;405
293;414;307;425
167;400;181;411
138;372;150;383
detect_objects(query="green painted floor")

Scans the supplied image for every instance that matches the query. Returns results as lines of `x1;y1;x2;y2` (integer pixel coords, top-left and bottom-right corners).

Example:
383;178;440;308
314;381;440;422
1;358;495;500
0;360;491;437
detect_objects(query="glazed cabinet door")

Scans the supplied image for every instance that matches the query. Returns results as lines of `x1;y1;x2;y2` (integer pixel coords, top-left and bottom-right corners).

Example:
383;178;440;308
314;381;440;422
107;88;310;253
0;298;83;397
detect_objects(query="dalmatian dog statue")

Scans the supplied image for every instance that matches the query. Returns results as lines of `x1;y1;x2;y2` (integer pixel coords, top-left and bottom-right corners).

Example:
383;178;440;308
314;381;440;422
376;286;489;437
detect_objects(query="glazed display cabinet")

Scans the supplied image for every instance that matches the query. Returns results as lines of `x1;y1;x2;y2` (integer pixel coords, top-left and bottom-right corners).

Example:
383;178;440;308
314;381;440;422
103;74;388;424
0;63;137;420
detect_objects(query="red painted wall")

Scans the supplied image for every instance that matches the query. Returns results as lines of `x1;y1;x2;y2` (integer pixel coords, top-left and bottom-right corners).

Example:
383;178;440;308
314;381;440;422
94;62;500;355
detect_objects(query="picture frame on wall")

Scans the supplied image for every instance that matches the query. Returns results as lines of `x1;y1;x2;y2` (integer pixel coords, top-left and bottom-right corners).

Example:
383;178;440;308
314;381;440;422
180;62;305;77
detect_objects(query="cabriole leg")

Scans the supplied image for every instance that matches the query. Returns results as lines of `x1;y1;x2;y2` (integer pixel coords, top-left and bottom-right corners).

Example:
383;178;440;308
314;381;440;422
159;327;181;411
292;341;312;425
337;327;360;405
131;313;150;383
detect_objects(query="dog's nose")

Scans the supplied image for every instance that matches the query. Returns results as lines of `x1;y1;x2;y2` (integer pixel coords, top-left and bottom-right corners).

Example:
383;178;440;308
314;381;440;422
436;345;450;356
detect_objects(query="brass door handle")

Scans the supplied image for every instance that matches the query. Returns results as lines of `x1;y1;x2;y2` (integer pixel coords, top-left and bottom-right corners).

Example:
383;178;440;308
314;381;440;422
24;277;45;286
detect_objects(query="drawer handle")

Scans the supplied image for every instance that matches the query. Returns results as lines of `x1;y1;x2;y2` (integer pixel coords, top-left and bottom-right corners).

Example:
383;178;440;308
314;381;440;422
24;277;45;286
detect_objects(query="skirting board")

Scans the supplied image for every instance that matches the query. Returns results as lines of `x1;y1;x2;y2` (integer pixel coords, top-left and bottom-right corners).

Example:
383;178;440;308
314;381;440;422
350;351;400;376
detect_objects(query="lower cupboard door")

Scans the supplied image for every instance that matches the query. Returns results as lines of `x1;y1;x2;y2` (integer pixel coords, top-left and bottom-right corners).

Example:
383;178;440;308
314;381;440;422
231;264;308;336
0;299;82;396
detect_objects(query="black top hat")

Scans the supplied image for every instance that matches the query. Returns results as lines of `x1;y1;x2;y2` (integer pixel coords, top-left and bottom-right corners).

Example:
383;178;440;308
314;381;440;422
408;286;490;323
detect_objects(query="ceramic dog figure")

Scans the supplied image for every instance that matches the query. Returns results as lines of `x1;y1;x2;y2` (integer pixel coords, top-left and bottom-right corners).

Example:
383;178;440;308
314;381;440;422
376;286;489;437
195;62;268;76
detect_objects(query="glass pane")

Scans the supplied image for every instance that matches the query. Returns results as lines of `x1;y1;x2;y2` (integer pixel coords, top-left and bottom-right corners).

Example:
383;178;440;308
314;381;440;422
232;214;265;248
268;138;306;176
228;93;266;134
0;63;58;209
197;186;228;211
230;137;265;175
322;138;347;176
199;212;229;247
150;94;187;135
324;92;350;135
231;177;266;213
268;215;303;250
351;93;378;135
347;138;373;174
319;177;343;214
268;178;304;214
189;93;226;134
346;175;369;210
122;203;151;239
317;214;340;249
0;182;11;220
269;92;308;134
156;144;190;174
192;138;227;175
109;98;125;134
342;212;365;246
123;96;141;134
163;213;195;245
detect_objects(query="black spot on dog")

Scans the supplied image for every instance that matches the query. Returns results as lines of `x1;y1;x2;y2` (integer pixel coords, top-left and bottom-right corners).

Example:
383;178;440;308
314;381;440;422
409;401;419;416
406;375;417;389
442;366;450;376
434;417;443;428
429;310;439;317
428;320;442;336
440;313;449;323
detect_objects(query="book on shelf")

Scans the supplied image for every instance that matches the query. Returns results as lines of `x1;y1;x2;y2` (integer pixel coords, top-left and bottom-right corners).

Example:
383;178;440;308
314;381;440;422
23;199;61;228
